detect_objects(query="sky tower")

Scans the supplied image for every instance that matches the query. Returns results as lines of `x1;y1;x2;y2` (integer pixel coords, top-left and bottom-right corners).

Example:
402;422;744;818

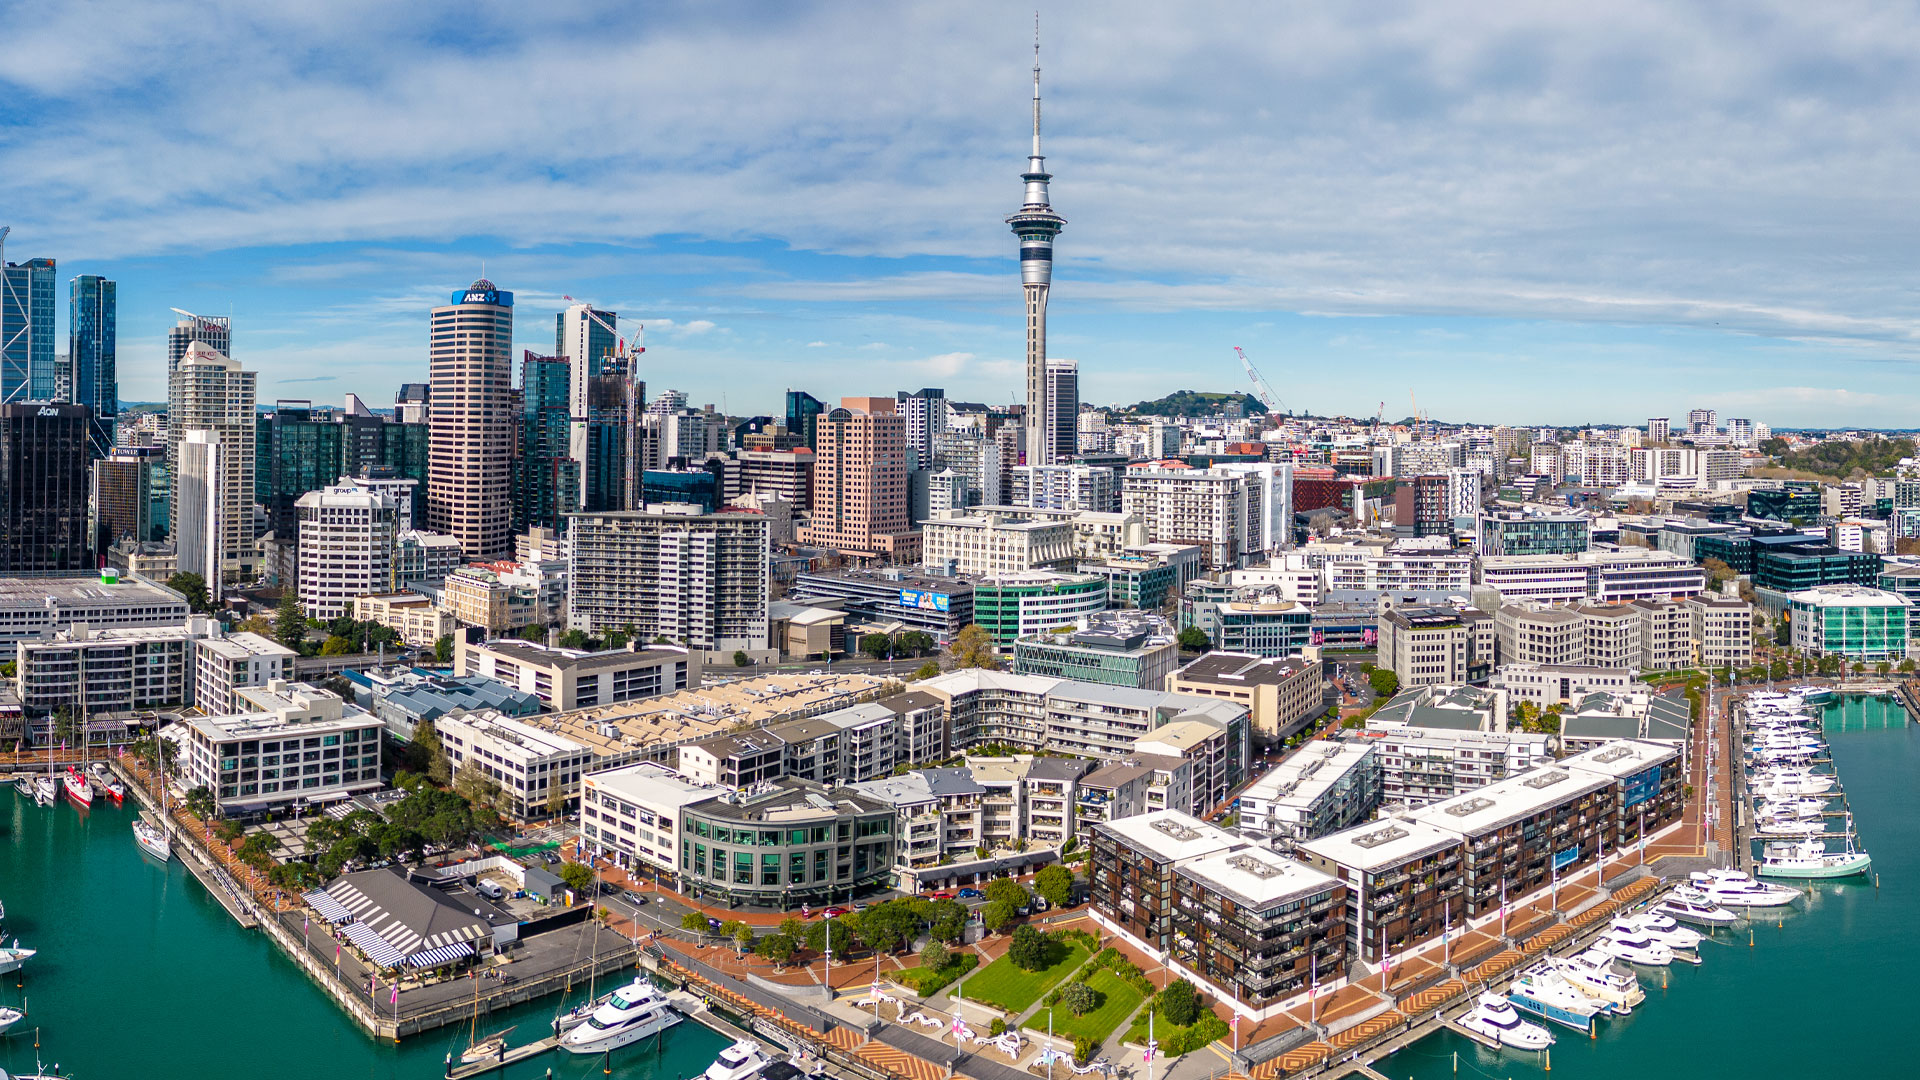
1008;26;1066;467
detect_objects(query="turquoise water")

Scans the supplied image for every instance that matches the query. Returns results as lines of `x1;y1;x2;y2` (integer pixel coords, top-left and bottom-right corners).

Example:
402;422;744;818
0;791;730;1080
1380;694;1908;1080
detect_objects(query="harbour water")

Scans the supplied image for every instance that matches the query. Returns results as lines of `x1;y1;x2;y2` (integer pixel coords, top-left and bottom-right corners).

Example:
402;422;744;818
0;789;730;1079
1384;694;1909;1079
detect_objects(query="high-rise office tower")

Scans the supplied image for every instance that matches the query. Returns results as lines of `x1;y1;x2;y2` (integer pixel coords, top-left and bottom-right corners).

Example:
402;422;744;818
559;303;621;509
515;351;576;533
295;482;400;620
1007;36;1066;467
1044;358;1078;463
174;429;222;587
0;401;91;572
897;387;946;468
255;402;344;542
168;341;258;585
1;239;56;402
1687;409;1716;436
427;279;514;559
69;275;116;457
795;398;919;563
785;389;826;450
166;311;231;381
93;449;159;550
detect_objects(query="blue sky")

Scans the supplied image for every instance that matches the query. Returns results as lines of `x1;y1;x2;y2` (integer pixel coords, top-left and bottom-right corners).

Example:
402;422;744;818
6;1;1920;426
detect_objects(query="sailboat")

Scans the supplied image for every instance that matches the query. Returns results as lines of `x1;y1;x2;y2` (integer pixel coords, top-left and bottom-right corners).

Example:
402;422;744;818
458;971;517;1064
552;873;612;1034
134;734;174;862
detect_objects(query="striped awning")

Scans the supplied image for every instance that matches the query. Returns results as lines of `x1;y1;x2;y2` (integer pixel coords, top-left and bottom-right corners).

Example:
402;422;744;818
302;890;355;924
342;920;405;968
405;941;475;968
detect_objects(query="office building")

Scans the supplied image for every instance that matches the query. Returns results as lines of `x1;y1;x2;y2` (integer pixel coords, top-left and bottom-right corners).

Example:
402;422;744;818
168;342;257;584
921;510;1074;574
580;761;722;882
897;387;946;468
566;509;770;653
1378;606;1477;688
1477;513;1590;556
1;250;55;402
293;483;400;620
788;567;975;638
971;571;1108;644
796;398;918;563
166;311;230;381
784;390;826;450
440;562;556;635
515;351;576;533
1556;692;1693;754
352;592;456;648
92;450;157;550
1012;610;1180;689
0;572;191;644
1491;663;1639;709
1786;584;1910;662
436;708;596;819
68;274;116;456
427;279;514;560
724;447;814;514
677;777;898;906
0;401;91;573
1044;359;1078;464
1166;651;1327;747
178;682;384;817
455;636;694;712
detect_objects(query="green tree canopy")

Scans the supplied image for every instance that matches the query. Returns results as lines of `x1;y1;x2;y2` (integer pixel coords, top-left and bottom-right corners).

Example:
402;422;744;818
1007;924;1049;970
920;939;951;974
167;571;212;613
984;877;1029;909
948;625;999;670
557;861;596;895
982;899;1017;934
1059;979;1100;1016
1033;864;1075;908
1177;626;1211;652
274;593;307;649
1159;978;1201;1026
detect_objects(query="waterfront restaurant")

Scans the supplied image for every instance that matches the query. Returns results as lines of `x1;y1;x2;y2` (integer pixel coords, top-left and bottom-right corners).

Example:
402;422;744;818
677;777;898;908
307;867;514;972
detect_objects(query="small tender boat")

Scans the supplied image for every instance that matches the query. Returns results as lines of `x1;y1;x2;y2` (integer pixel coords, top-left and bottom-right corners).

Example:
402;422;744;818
1457;991;1555;1050
133;819;171;861
0;941;35;975
1593;927;1675;966
1507;965;1607;1032
558;977;682;1055
1614;913;1702;952
10;777;33;800
1656;887;1739;926
702;1039;776;1080
1756;838;1872;880
1688;869;1801;908
62;767;94;807
1548;950;1646;1015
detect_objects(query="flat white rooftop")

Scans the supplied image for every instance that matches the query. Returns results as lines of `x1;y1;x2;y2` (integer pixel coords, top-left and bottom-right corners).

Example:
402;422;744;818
1176;847;1340;909
1099;809;1241;864
1297;815;1462;874
1242;740;1375;810
1416;765;1613;837
1558;739;1680;781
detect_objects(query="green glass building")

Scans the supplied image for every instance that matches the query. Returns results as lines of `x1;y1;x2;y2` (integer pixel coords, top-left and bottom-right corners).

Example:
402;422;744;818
679;778;896;906
971;571;1109;645
1787;585;1911;662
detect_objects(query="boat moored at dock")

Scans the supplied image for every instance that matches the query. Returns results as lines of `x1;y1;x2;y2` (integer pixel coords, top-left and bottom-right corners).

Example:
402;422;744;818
1507;964;1607;1032
1457;991;1555;1050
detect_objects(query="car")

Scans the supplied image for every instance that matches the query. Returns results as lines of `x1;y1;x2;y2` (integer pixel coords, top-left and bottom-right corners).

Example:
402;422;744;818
476;881;506;902
928;890;956;900
852;901;870;911
823;906;849;918
632;895;648;906
707;916;724;931
957;888;983;899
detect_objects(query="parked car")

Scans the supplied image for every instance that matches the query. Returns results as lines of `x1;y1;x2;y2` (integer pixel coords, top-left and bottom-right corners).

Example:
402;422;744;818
476;881;506;902
929;890;957;900
957;888;983;899
632;895;648;906
707;916;724;932
852;901;870;911
823;906;849;918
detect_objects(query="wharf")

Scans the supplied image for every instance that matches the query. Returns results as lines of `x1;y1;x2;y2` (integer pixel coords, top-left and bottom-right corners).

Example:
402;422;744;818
444;1035;559;1079
444;990;771;1080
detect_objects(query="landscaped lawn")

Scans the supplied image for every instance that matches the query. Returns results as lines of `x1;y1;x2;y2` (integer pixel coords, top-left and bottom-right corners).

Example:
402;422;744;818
957;942;1090;1013
1022;969;1145;1044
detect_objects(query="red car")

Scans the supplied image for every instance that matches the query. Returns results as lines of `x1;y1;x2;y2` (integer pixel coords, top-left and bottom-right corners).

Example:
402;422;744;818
928;890;956;900
823;906;849;918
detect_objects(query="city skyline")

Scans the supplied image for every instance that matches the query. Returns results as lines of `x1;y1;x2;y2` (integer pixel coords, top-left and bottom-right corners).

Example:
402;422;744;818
8;4;1920;425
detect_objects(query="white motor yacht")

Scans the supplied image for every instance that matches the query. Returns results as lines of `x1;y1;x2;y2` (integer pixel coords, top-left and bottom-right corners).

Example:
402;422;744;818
0;942;35;975
1788;684;1836;703
30;777;54;807
702;1039;776;1080
1749;772;1835;798
1656;888;1739;926
558;977;681;1055
0;1005;21;1036
1457;991;1555;1050
1614;913;1702;951
1547;950;1646;1014
133;819;171;861
1593;927;1675;966
1755;795;1829;819
1688;869;1801;908
1506;964;1607;1032
1753;815;1826;837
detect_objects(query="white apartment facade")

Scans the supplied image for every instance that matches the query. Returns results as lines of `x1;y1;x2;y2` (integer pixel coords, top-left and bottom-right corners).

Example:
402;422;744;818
295;483;401;620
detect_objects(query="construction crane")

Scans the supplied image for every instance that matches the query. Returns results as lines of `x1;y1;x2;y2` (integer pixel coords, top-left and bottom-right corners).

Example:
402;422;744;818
561;296;645;358
1233;346;1286;417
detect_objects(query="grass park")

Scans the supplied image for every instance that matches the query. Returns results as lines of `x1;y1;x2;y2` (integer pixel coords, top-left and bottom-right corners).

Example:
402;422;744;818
1021;968;1145;1044
958;940;1091;1013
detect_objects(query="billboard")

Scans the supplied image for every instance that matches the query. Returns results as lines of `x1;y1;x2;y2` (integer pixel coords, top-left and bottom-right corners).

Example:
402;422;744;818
1552;845;1582;871
899;589;951;613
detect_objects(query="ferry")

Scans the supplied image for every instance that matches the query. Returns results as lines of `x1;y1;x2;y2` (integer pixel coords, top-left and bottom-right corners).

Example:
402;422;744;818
1507;964;1606;1032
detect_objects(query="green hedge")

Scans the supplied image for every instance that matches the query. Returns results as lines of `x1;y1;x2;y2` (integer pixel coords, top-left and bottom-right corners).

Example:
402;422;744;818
1124;992;1231;1057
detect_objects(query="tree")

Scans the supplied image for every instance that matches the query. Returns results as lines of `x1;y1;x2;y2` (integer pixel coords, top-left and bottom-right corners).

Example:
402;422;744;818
910;660;941;681
1701;558;1736;586
1877;661;1892;677
557;861;596;896
759;933;797;967
926;899;968;943
1159;978;1201;1026
184;785;216;821
1072;1036;1097;1066
454;760;505;814
733;650;751;667
982;899;1017;934
733;924;756;949
803;917;855;958
414;718;451;786
433;635;455;663
274;593;308;650
1368;668;1399;698
682;911;710;934
1007;924;1049;970
1034;864;1074;908
948;624;999;670
779;916;806;941
167;571;213;613
984;877;1029;909
1177;626;1211;652
858;900;922;954
899;631;937;657
546;777;567;818
860;632;895;660
1059;980;1099;1016
319;635;355;656
920;940;951;974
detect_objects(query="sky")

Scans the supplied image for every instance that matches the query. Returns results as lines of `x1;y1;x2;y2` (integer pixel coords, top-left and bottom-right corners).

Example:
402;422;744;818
6;1;1920;427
